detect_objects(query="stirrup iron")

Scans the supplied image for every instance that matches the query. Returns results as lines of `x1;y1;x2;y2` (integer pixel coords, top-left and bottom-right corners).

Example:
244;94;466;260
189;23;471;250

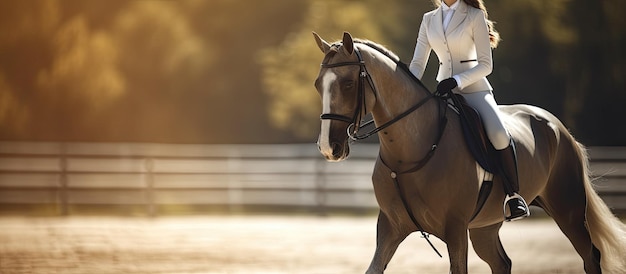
504;193;530;222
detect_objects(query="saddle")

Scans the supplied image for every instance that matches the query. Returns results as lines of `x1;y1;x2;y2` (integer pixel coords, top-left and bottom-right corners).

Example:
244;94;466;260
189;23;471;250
448;93;497;174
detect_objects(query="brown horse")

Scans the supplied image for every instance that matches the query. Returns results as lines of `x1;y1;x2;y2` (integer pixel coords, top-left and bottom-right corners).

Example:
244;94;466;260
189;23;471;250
312;32;626;274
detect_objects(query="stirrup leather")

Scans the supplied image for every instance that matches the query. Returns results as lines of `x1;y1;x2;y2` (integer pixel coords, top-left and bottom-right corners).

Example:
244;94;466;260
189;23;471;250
503;193;530;221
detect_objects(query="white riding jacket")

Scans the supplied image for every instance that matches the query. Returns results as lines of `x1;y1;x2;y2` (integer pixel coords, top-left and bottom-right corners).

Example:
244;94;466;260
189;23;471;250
409;0;493;93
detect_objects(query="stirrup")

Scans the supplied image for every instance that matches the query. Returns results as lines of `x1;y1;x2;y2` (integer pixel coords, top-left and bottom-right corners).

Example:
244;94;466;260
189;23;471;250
503;193;530;222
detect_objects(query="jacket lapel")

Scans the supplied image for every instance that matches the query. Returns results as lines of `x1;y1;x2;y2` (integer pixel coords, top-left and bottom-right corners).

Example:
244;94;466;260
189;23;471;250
431;7;445;40
445;0;468;34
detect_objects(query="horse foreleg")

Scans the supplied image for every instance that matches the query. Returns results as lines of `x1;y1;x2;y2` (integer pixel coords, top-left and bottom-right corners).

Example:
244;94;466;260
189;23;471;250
469;222;511;273
444;224;469;274
366;211;409;274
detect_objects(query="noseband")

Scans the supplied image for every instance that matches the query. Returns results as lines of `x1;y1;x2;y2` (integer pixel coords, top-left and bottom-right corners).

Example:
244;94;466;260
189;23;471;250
319;43;436;141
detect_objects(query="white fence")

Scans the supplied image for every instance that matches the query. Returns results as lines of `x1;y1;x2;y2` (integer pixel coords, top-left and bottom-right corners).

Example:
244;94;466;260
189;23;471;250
0;142;624;215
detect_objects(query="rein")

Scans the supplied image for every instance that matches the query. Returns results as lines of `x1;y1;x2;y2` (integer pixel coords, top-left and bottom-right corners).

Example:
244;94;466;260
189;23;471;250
319;42;447;258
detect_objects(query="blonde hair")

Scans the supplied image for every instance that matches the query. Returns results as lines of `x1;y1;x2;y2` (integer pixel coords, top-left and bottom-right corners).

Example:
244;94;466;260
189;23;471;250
433;0;500;48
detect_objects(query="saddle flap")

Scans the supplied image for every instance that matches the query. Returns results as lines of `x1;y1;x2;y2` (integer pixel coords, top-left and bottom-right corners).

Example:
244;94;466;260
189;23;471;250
451;94;496;173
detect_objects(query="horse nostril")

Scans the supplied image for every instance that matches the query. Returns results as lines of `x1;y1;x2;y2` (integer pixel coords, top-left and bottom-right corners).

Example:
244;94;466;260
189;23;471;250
331;142;342;157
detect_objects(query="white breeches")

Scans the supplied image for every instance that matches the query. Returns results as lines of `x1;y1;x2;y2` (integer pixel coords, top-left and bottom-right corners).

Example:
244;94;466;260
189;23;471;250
461;91;511;150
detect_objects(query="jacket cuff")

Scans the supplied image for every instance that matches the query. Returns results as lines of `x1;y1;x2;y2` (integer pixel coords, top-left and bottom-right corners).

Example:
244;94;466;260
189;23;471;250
452;75;463;90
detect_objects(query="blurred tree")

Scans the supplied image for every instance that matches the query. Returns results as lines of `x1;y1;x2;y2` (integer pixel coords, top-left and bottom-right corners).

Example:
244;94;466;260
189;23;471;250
488;1;574;116
566;0;626;145
0;75;29;135
0;0;60;136
0;0;307;143
181;0;308;143
102;0;212;142
37;15;125;111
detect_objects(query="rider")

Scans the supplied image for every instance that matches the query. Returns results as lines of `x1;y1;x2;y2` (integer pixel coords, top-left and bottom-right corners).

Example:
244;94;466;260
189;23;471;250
409;0;530;221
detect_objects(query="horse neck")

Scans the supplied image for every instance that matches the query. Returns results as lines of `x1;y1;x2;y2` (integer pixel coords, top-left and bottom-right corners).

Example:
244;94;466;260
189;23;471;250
366;54;440;165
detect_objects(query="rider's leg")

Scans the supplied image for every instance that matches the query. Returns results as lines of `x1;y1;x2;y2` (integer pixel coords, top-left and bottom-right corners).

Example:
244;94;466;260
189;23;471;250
461;91;530;221
497;139;531;221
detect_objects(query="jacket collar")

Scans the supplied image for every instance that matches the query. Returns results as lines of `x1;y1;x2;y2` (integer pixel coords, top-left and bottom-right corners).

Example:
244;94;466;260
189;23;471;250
441;0;460;11
433;1;469;36
446;0;468;34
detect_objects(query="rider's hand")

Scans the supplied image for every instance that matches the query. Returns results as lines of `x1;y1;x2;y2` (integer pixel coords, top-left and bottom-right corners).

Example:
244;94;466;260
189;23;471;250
437;78;458;93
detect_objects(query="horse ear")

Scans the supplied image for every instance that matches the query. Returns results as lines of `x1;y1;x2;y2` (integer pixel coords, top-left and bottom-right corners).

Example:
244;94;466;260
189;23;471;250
342;32;354;55
312;31;331;53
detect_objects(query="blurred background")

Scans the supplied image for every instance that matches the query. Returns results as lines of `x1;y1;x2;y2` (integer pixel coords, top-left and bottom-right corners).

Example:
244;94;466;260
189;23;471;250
0;0;625;145
0;1;625;272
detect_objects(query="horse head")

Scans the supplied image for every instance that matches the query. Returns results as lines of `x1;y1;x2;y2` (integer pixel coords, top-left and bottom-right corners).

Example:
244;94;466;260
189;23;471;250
313;32;376;161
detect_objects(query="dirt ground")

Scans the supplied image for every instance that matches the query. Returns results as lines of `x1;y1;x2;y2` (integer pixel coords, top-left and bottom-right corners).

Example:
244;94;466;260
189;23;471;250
0;216;585;274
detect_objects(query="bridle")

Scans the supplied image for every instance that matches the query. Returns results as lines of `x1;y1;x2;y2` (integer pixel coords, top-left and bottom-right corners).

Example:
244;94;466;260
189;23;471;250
319;46;373;140
319;43;436;141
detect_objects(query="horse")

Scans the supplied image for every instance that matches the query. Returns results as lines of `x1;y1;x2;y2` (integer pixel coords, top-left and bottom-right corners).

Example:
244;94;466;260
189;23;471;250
312;31;626;274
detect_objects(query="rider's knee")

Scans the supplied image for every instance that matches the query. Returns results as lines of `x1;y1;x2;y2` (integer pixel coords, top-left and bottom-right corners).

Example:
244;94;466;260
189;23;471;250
490;129;510;150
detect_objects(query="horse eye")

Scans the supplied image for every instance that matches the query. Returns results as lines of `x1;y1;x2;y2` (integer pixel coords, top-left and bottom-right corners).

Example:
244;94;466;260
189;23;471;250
342;80;355;90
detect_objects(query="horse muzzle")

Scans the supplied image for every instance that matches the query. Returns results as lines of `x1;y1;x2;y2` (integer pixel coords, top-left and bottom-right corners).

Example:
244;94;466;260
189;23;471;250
317;137;350;162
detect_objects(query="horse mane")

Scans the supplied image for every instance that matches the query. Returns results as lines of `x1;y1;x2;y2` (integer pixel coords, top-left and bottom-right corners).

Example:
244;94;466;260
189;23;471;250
352;38;431;92
352;39;401;63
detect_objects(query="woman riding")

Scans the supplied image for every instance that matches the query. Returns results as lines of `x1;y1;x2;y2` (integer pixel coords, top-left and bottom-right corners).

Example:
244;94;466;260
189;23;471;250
409;0;530;221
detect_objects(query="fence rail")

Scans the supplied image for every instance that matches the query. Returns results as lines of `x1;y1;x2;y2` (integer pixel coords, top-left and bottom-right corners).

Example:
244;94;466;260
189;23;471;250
0;142;624;215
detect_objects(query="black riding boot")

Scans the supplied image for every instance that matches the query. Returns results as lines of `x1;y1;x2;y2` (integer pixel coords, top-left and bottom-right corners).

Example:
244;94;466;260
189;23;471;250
498;139;530;221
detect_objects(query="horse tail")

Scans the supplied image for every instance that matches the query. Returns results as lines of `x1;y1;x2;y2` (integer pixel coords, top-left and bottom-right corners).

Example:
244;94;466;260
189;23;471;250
572;140;626;273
